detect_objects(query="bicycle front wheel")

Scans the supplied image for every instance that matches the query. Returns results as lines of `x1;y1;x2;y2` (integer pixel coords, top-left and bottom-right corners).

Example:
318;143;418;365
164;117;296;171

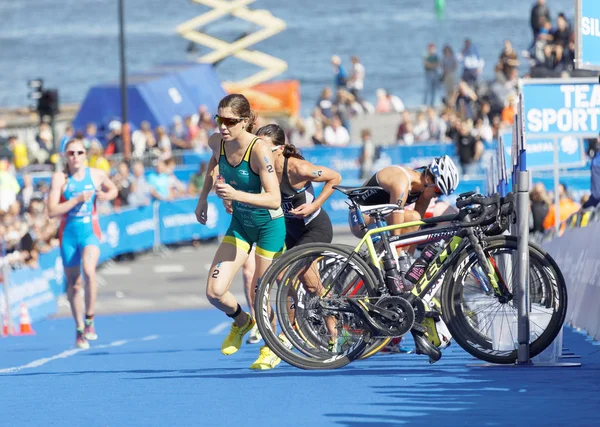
441;236;567;364
255;243;381;370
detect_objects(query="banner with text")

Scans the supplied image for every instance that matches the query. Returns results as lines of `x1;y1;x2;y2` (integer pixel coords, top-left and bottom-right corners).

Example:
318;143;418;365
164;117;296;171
576;0;600;70
521;79;600;137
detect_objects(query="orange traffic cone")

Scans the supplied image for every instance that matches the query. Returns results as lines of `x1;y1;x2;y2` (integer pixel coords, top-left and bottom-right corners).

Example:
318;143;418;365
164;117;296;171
2;311;15;337
1;312;7;337
18;303;35;335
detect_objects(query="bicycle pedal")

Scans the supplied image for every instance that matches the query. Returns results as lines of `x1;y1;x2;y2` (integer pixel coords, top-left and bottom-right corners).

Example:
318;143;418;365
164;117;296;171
412;332;442;363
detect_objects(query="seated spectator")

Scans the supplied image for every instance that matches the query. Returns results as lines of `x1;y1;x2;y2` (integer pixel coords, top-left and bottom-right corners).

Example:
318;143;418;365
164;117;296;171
323;115;350;146
188;162;207;195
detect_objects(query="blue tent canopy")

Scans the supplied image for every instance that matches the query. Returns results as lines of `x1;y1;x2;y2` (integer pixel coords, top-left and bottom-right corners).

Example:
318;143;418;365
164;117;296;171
72;63;226;133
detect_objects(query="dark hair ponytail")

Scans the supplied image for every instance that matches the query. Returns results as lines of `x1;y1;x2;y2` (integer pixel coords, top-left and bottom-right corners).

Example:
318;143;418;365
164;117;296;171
256;124;304;159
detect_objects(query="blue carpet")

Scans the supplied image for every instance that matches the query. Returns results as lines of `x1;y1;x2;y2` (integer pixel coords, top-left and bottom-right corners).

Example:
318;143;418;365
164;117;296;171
1;309;598;426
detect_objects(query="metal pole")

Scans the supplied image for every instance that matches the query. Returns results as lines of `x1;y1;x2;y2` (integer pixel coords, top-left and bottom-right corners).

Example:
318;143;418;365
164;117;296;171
118;0;130;160
1;239;13;335
553;137;561;234
516;169;531;364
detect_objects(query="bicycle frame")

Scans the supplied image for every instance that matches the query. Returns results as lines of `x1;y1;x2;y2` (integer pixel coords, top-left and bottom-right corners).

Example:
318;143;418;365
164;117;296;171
351;217;505;302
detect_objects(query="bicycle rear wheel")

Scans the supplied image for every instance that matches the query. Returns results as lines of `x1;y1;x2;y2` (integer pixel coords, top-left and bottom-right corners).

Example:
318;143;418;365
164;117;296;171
255;243;381;370
441;236;567;364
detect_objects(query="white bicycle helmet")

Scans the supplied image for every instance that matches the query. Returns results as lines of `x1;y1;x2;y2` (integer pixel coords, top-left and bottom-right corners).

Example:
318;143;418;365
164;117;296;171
429;155;459;195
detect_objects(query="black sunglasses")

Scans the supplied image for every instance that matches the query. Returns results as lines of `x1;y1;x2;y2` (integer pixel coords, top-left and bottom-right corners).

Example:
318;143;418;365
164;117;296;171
67;150;85;157
214;115;244;127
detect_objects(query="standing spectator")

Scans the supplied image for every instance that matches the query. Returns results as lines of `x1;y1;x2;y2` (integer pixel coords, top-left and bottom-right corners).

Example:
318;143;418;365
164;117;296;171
88;142;110;174
582;148;600;209
427;107;447;142
530;182;551;233
453;81;478;121
104;121;123;155
496;40;520;82
83;123;101;150
132;121;154;158
460;39;483;87
423;43;440;106
531;0;551;42
0;158;20;211
414;111;430;141
375;88;392;113
128;161;152;207
36;123;54;164
331;55;348;90
156;126;172;159
59;125;75;153
454;121;484;177
170;116;189;149
543;183;581;231
8;136;29;170
147;159;172;200
441;45;458;104
17;174;35;213
323;115;350;146
348;56;365;102
111;161;134;208
316;87;334;121
359;129;375;180
165;157;186;198
387;90;405;113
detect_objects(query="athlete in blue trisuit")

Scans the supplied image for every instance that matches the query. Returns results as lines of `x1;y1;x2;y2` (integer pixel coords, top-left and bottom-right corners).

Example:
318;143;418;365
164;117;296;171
48;137;118;349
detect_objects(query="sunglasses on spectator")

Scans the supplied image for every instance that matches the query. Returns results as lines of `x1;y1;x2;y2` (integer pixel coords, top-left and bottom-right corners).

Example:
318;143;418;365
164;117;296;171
67;150;85;157
214;115;244;127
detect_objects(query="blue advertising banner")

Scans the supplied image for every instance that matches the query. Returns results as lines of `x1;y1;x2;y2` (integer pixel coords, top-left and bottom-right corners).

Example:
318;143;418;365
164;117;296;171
502;131;585;171
98;204;155;263
158;195;228;244
0;267;57;326
39;248;65;297
180;144;457;180
576;0;600;70
521;79;600;137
